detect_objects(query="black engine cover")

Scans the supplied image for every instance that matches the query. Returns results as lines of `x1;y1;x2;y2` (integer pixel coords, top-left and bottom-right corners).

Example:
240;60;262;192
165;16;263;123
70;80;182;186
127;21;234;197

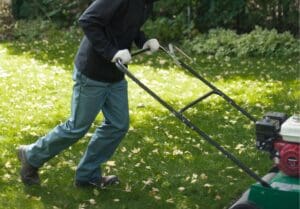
255;112;287;151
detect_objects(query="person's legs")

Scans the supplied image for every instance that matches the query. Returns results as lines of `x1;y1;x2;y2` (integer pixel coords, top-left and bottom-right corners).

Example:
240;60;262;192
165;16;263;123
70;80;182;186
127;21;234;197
75;79;129;183
24;70;108;168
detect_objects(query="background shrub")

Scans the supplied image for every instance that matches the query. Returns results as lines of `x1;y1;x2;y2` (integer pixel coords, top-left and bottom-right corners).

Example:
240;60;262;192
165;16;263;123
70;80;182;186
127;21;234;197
183;27;300;58
0;1;14;40
8;0;299;58
11;0;299;38
143;13;193;42
11;0;90;25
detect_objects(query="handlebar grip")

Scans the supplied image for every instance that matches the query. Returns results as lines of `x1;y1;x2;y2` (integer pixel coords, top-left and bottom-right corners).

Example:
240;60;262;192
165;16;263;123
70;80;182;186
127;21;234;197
131;48;150;57
116;48;150;64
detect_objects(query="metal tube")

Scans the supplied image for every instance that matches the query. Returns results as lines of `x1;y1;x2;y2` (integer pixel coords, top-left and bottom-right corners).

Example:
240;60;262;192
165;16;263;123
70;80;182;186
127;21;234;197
159;46;257;123
131;48;150;57
115;60;270;188
179;90;215;113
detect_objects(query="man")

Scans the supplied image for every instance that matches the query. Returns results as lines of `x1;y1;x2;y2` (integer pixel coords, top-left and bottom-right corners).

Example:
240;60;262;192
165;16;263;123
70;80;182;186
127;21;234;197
17;0;160;188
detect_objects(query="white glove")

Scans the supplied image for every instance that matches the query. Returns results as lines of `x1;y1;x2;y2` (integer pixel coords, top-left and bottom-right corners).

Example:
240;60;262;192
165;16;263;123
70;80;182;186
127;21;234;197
111;49;132;64
143;39;160;54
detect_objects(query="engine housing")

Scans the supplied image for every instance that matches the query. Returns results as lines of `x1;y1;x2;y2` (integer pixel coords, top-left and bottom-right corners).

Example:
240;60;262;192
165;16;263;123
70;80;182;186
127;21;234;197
274;115;300;177
256;113;300;177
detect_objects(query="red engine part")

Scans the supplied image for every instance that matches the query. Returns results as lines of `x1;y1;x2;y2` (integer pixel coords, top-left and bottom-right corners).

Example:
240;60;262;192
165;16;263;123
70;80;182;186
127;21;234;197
274;140;300;177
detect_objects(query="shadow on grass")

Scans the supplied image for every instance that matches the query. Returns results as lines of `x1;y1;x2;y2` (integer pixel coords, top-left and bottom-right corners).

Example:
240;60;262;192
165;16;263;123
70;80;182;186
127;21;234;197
19;164;175;209
2;80;297;208
1;29;299;208
3;29;299;85
1;28;81;70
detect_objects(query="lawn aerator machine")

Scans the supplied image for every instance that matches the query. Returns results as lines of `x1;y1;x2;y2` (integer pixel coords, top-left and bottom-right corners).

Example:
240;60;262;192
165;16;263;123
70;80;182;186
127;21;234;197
115;46;300;209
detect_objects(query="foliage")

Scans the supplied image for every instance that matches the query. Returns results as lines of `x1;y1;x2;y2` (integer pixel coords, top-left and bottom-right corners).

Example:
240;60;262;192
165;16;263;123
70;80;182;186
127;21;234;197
0;25;299;209
194;0;247;31
11;0;90;24
151;0;299;40
143;14;194;43
146;0;196;42
11;19;299;60
10;0;300;41
9;19;82;69
0;1;14;40
236;27;300;57
194;0;299;34
183;27;300;58
11;19;57;41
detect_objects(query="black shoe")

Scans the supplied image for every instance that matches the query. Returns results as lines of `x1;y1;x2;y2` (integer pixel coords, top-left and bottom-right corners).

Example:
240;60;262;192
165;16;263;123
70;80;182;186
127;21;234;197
17;145;40;185
75;175;120;188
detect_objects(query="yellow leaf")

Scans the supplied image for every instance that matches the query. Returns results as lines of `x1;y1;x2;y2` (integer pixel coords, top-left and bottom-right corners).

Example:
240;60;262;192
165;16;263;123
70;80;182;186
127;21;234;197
178;187;185;192
89;199;96;205
106;161;116;167
215;195;222;200
93;189;99;196
200;173;208;180
131;147;141;154
166;198;174;203
154;195;161;200
5;161;11;168
204;183;213;188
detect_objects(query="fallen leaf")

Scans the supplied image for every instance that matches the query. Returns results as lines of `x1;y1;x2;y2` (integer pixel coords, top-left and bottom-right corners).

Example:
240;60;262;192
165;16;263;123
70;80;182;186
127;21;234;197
200;173;208;180
154;195;161;200
125;183;132;192
166;198;174;203
89;199;96;205
106;161;116;167
215;195;222;200
131;147;141;154
178;187;185;192
93;189;99;196
5;161;11;168
204;183;213;188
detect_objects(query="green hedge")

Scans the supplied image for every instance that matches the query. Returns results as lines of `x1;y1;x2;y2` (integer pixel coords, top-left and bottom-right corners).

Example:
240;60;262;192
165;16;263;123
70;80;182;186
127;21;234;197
11;0;299;38
145;0;299;42
11;0;90;25
194;0;299;34
10;0;299;58
183;27;300;57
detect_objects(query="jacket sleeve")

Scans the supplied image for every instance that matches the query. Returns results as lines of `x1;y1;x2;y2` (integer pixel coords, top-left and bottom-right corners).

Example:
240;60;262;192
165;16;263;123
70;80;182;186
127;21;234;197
134;1;153;49
134;30;148;49
78;0;123;61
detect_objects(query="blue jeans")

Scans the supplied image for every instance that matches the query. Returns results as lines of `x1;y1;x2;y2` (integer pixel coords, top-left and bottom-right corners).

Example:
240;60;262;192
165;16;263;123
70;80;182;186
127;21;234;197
25;69;129;182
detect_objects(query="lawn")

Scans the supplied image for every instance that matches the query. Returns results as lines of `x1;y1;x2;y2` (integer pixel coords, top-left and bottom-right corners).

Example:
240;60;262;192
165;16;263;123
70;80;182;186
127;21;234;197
0;27;299;209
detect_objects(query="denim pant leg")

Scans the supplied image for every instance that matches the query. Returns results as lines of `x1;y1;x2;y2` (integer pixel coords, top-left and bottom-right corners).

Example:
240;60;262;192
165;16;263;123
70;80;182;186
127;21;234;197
75;79;129;182
25;70;107;168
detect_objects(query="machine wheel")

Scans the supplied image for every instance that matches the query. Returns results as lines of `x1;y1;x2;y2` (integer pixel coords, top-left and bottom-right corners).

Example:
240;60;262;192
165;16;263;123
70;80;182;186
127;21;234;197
231;202;260;209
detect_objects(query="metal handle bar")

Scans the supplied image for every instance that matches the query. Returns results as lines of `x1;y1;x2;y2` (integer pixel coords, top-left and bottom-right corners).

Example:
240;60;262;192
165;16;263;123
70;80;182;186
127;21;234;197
159;45;257;123
131;48;150;57
115;58;270;188
116;48;150;64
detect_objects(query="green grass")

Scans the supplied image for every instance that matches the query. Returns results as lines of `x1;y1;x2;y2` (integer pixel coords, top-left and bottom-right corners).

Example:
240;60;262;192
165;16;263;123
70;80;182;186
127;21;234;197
0;27;299;209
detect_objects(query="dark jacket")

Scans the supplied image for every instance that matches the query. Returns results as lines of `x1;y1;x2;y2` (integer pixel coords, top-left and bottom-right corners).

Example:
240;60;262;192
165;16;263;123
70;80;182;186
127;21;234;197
75;0;154;82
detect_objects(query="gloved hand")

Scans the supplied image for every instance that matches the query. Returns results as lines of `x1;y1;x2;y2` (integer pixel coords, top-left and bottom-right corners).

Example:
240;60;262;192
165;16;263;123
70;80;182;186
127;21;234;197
143;39;160;54
111;49;132;64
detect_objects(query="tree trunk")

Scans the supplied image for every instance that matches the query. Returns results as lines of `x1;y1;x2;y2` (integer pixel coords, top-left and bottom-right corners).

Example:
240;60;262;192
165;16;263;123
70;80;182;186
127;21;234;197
0;0;14;40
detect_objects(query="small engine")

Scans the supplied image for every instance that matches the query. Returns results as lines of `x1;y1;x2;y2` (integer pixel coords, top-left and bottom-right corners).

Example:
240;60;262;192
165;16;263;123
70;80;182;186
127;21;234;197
255;112;300;177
